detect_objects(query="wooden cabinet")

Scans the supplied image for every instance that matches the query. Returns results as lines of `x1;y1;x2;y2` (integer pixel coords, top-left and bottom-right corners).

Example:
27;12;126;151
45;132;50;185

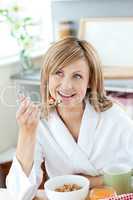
0;161;12;188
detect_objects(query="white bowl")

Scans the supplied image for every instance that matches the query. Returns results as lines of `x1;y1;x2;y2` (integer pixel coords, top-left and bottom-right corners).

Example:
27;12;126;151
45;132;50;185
44;175;90;200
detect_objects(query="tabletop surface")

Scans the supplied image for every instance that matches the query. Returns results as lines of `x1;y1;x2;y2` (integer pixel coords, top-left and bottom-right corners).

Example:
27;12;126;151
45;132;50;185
0;189;90;200
0;189;47;200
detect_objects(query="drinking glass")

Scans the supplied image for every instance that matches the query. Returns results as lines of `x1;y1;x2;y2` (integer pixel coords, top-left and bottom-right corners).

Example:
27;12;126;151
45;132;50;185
89;186;116;200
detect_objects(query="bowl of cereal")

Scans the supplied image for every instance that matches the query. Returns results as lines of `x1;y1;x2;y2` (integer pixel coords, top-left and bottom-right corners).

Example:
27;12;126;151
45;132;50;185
44;175;90;200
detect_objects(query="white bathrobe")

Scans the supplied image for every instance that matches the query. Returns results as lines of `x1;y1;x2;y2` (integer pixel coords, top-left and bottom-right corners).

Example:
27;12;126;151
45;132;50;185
6;101;133;200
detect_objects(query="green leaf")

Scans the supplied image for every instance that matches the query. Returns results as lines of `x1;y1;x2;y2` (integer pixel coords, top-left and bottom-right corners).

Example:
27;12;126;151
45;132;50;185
0;9;8;16
11;5;20;13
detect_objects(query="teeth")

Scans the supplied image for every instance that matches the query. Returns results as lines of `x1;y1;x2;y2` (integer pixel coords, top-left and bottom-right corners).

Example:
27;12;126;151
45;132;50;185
58;91;73;97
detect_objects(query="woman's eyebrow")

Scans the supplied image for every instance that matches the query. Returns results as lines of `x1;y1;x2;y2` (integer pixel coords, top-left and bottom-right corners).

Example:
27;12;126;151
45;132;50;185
72;71;83;74
57;68;63;71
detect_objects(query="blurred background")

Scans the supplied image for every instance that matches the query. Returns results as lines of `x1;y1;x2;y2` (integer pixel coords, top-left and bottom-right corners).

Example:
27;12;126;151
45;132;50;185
0;0;133;188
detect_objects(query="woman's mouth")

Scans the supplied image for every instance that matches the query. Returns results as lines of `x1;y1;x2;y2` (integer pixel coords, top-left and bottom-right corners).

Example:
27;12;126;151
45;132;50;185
57;91;76;100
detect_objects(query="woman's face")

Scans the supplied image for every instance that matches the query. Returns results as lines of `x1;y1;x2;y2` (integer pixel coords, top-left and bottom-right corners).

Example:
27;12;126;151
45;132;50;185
49;58;89;108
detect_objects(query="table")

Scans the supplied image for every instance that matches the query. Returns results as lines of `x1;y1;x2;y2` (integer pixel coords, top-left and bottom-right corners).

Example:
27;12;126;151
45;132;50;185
0;189;90;200
0;189;47;200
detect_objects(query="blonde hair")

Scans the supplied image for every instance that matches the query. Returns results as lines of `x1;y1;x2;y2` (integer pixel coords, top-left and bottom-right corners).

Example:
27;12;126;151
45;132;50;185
40;37;113;119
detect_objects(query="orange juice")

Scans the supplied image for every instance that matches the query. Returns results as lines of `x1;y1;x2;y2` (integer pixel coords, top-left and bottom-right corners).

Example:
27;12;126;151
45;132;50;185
90;186;117;200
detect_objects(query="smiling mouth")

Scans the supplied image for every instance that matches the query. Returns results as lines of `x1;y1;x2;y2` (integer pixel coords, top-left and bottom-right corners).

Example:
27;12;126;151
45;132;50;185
57;91;76;98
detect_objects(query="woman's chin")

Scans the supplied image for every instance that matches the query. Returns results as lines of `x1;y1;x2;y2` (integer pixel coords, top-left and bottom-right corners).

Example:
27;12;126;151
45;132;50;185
59;100;82;109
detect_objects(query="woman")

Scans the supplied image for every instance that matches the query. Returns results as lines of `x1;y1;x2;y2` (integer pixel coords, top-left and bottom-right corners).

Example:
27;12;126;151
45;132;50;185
6;37;133;200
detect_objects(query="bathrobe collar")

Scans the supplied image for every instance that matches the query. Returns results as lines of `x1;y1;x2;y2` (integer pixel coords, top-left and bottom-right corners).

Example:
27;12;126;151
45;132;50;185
48;101;98;175
47;100;99;161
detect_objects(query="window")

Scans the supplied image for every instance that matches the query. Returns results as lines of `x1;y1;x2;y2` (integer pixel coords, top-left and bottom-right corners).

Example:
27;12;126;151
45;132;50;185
0;0;53;59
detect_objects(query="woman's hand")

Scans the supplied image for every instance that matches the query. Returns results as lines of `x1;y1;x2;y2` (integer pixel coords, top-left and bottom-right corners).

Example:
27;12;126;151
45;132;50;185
16;96;41;136
16;95;41;176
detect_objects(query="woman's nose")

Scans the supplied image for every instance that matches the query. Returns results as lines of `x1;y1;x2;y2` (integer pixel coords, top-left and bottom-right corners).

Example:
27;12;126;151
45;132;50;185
61;77;73;90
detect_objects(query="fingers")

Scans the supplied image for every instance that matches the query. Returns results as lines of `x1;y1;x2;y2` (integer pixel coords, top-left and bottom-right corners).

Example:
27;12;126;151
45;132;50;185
16;93;26;105
23;103;39;123
16;98;40;126
20;102;35;123
16;97;30;120
27;105;41;124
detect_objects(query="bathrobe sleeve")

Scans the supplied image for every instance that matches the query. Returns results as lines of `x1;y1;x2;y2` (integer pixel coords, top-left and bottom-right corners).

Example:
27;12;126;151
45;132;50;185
104;106;133;168
6;122;45;200
122;115;133;167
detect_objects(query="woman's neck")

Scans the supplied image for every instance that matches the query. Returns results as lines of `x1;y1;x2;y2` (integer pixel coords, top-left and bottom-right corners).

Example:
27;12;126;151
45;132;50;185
56;101;85;123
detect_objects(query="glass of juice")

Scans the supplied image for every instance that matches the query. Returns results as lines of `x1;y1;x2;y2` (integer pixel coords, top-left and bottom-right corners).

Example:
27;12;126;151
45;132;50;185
89;186;117;200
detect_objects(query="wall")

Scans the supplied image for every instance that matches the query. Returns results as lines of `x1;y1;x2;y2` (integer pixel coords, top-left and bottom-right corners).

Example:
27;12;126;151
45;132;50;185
51;0;133;39
0;63;18;153
0;55;43;153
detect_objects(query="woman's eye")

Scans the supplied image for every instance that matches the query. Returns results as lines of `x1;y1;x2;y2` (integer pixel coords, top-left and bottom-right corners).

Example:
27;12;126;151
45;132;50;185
74;74;82;79
55;70;63;76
